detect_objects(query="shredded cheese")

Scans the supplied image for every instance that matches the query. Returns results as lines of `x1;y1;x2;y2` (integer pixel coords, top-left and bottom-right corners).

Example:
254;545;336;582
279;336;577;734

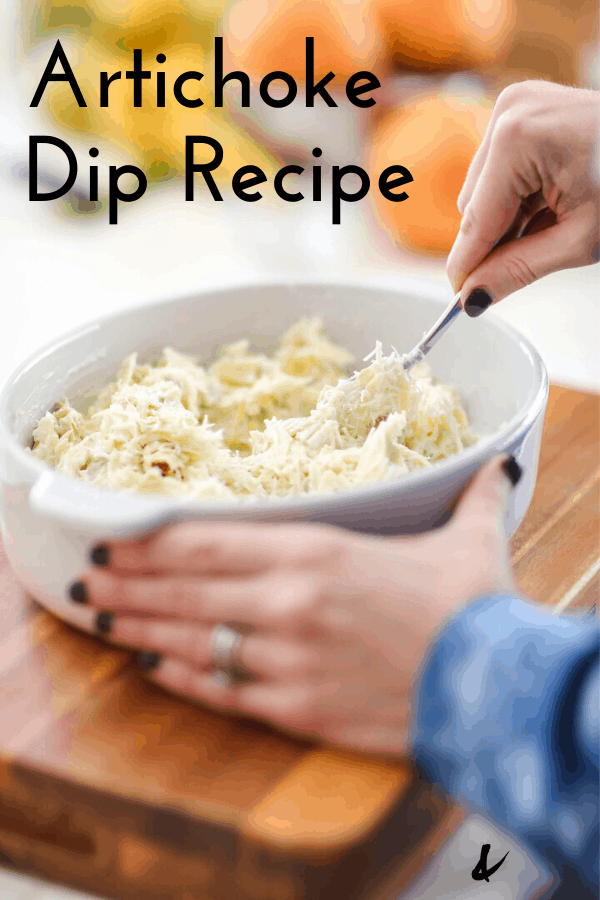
29;318;476;501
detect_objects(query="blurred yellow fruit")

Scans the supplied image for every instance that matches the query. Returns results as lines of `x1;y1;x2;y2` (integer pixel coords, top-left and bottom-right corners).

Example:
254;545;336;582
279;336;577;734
38;0;95;32
373;0;516;70
42;37;127;148
86;0;187;26
34;22;277;184
87;0;219;56
111;44;277;179
222;0;387;82
369;94;492;252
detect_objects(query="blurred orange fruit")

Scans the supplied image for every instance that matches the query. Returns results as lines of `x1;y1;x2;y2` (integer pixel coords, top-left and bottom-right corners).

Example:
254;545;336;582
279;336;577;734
222;0;387;83
373;0;516;70
369;94;493;252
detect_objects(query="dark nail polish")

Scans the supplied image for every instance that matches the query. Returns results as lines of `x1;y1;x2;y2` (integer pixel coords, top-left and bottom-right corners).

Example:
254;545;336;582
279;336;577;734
68;581;88;605
136;650;162;672
464;288;493;317
90;543;110;567
502;456;522;487
95;611;114;637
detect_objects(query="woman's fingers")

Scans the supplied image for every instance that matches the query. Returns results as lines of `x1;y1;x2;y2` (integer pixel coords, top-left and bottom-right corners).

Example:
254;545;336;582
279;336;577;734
454;455;513;530
446;108;540;295
98;522;342;577
456;208;598;310
439;455;515;599
452;454;513;574
107;616;321;679
455;95;508;215
456;134;490;216
147;656;319;729
455;81;553;215
75;568;321;630
448;81;599;307
145;659;407;751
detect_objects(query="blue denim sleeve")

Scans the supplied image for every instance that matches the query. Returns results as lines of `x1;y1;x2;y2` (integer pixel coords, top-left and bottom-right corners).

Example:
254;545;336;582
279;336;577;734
412;592;599;897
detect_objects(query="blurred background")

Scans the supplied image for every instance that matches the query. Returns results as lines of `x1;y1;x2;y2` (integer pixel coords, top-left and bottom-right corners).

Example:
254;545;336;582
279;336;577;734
1;0;598;394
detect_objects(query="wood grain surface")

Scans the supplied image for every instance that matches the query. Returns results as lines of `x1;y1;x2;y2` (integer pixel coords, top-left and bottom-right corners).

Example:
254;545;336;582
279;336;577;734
0;385;597;900
510;387;599;612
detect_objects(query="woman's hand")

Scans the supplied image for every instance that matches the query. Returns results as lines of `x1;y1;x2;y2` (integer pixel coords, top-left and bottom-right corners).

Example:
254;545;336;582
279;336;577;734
447;81;599;317
71;456;517;756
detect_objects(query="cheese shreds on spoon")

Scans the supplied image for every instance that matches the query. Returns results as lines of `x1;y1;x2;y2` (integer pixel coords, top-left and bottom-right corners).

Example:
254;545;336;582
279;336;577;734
28;318;476;501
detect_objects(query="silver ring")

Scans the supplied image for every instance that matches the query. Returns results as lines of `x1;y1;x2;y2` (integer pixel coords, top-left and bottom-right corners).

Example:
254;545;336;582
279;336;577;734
211;623;243;670
210;623;257;687
211;623;244;674
211;668;235;690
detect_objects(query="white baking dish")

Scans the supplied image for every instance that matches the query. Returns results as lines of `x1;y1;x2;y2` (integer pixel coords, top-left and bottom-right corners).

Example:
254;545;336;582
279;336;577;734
0;280;548;632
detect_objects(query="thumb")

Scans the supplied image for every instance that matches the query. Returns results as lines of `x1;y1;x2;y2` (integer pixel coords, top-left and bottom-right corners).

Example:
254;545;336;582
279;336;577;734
459;209;598;316
450;455;520;594
453;455;520;534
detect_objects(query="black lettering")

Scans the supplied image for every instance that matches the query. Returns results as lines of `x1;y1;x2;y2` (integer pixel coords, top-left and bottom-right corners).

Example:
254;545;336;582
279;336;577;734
89;147;99;202
305;38;336;107
259;72;297;108
232;165;267;201
472;845;509;883
174;72;204;108
274;165;304;202
313;167;321;200
185;136;223;201
346;71;380;108
100;71;121;107
379;165;413;202
214;37;250;108
312;147;322;201
30;40;86;108
108;165;147;224
29;136;77;201
89;166;98;202
125;49;151;107
332;165;369;224
156;72;165;107
156;53;166;107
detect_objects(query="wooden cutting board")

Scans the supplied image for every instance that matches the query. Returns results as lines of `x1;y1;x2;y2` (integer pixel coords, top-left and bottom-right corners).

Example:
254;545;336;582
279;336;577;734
0;385;597;900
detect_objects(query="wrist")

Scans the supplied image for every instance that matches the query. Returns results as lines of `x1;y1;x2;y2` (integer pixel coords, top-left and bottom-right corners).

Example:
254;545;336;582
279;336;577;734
421;575;516;649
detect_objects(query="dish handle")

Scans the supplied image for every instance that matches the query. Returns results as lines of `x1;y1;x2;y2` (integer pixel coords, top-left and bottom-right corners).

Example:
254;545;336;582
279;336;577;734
29;470;174;537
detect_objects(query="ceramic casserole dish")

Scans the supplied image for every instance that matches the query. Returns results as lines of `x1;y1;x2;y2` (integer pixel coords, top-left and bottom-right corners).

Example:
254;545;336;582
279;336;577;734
0;280;548;632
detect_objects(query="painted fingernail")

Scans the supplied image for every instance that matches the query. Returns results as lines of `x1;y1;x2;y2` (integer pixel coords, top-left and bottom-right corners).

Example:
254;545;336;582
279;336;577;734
502;456;522;487
95;611;114;637
90;544;110;567
464;288;493;317
136;651;162;672
68;581;88;605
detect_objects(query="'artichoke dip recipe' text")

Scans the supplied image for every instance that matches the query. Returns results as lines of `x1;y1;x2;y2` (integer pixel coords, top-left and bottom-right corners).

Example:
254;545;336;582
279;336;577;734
29;38;413;223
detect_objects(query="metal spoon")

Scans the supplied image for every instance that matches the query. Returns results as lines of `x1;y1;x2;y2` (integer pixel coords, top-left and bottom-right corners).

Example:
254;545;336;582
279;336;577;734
401;191;549;372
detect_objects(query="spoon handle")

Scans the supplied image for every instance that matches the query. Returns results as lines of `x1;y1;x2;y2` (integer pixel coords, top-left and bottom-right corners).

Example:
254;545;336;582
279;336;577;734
402;294;462;370
403;190;549;371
